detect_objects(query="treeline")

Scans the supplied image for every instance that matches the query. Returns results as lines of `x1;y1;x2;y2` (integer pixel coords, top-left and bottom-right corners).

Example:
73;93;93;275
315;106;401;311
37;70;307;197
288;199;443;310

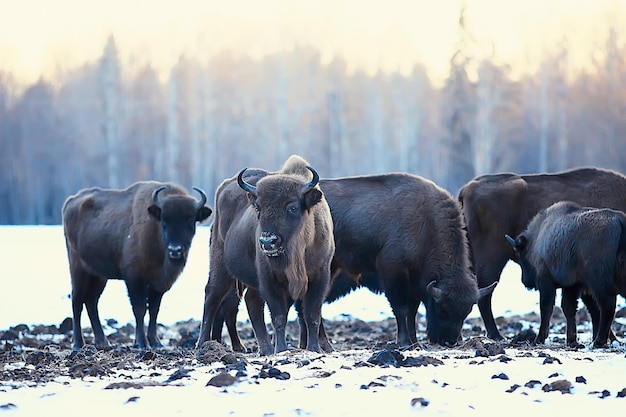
1;26;625;224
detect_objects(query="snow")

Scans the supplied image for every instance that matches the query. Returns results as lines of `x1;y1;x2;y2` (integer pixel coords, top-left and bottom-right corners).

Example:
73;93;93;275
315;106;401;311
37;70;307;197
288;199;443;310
1;226;626;416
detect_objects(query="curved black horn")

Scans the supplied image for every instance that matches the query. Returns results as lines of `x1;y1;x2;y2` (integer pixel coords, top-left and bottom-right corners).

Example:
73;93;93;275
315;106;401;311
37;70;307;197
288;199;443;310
192;186;208;209
237;168;257;196
478;280;498;300
505;234;516;247
152;186;166;208
426;280;444;301
301;166;320;193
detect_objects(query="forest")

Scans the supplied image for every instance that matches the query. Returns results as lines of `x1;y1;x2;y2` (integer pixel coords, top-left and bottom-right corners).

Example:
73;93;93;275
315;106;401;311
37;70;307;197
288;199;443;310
1;18;625;224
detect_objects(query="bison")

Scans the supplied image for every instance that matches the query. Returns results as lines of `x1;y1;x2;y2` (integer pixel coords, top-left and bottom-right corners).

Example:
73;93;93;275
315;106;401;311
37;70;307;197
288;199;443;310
458;167;626;340
321;173;492;347
506;201;626;347
62;181;212;350
198;156;335;354
199;163;494;351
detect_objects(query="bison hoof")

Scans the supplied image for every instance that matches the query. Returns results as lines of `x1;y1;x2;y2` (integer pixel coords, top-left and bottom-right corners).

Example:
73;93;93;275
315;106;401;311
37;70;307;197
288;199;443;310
487;332;504;341
592;340;608;348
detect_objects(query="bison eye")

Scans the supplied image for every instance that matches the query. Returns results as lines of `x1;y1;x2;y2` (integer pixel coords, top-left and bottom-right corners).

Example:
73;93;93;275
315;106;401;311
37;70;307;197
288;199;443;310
287;203;299;214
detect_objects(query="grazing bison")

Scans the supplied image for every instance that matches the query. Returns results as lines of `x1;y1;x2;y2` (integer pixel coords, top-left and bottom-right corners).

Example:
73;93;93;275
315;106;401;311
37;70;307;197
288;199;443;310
458;167;626;340
200;164;493;351
321;173;492;347
198;156;335;354
506;201;626;347
62;181;212;350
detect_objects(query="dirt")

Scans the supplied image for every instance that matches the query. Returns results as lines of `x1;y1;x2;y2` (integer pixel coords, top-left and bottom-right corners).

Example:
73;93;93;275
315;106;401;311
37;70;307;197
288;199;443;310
1;306;625;388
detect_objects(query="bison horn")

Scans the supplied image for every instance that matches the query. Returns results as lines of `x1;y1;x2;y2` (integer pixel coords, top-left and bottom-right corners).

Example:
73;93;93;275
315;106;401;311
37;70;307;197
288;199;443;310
301;166;320;193
505;234;516;247
152;186;167;208
237;168;257;196
426;280;444;301
478;280;498;300
192;186;208;210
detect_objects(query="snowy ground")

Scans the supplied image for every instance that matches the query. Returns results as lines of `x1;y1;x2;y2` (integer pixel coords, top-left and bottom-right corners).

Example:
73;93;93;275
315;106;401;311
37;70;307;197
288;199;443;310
1;226;626;416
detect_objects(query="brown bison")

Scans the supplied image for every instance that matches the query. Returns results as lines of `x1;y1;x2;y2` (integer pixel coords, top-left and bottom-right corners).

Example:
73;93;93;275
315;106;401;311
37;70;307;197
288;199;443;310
507;201;626;347
321;173;491;347
458;167;626;340
198;156;334;354
62;181;212;350
200;165;493;351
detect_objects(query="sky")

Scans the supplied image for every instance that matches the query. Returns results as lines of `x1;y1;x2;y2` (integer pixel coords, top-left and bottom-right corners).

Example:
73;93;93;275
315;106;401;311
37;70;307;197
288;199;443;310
1;0;624;87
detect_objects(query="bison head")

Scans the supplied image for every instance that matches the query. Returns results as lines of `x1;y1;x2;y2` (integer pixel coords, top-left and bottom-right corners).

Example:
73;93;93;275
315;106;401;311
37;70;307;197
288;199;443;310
424;281;475;346
148;186;212;262
505;233;538;290
426;280;497;346
238;166;322;258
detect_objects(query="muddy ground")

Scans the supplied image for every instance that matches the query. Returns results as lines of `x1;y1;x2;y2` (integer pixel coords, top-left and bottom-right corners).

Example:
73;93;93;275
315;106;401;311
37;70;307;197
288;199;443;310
2;306;626;389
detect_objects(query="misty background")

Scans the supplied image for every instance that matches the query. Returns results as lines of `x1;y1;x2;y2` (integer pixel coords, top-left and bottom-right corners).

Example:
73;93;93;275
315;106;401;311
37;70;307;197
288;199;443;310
1;6;625;224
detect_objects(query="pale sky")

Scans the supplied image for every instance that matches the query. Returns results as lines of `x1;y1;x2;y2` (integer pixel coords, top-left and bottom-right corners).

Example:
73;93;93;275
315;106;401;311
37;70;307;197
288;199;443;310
0;0;624;86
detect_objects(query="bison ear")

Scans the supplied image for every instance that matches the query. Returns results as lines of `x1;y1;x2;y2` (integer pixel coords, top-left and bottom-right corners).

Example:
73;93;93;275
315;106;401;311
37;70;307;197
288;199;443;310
147;205;162;220
196;206;212;223
303;188;323;210
246;192;258;206
427;280;444;302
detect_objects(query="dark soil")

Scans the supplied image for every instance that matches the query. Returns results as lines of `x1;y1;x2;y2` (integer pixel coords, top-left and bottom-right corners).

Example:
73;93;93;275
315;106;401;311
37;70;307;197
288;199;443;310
2;306;625;388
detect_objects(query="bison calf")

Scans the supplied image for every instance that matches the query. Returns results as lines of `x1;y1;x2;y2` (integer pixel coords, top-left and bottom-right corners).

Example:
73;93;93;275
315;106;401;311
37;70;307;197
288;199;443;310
507;201;626;347
62;181;212;350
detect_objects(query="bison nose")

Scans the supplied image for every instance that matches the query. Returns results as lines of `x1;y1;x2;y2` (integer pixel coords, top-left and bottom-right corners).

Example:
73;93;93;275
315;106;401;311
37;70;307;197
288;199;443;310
259;232;284;257
259;233;280;250
167;244;183;259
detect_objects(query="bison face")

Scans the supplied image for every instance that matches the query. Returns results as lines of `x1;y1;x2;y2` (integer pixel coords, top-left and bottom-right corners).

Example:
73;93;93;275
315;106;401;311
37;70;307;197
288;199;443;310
148;186;212;262
253;190;322;258
505;233;538;289
425;297;472;346
426;281;478;346
238;167;322;259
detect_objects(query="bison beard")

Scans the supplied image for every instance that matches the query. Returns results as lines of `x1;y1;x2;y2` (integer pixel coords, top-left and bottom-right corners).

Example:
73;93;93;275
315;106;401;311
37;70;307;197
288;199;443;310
62;182;211;350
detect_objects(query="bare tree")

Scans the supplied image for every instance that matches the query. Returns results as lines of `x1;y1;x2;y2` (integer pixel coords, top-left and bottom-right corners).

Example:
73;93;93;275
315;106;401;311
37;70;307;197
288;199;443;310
99;35;122;188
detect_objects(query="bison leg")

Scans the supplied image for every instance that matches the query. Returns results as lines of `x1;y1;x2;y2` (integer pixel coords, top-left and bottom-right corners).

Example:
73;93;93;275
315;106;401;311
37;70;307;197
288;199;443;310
591;292;616;348
560;287;581;347
477;293;503;341
213;289;247;352
125;280;150;348
379;273;413;347
71;268;109;350
147;288;164;347
474;256;509;341
242;287;274;355
580;290;617;342
295;300;333;353
197;270;235;346
299;275;329;353
535;283;556;345
261;283;291;354
317;318;333;352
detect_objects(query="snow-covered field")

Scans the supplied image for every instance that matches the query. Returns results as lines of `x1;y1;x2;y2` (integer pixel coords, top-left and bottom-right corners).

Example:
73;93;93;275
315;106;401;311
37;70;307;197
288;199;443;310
1;226;626;416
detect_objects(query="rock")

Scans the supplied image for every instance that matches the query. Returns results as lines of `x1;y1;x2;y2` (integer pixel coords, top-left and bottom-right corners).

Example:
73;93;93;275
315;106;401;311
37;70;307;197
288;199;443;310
207;372;239;387
542;379;572;394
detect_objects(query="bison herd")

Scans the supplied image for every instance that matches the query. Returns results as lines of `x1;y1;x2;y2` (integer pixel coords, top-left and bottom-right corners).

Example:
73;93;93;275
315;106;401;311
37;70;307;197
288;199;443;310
62;156;626;354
